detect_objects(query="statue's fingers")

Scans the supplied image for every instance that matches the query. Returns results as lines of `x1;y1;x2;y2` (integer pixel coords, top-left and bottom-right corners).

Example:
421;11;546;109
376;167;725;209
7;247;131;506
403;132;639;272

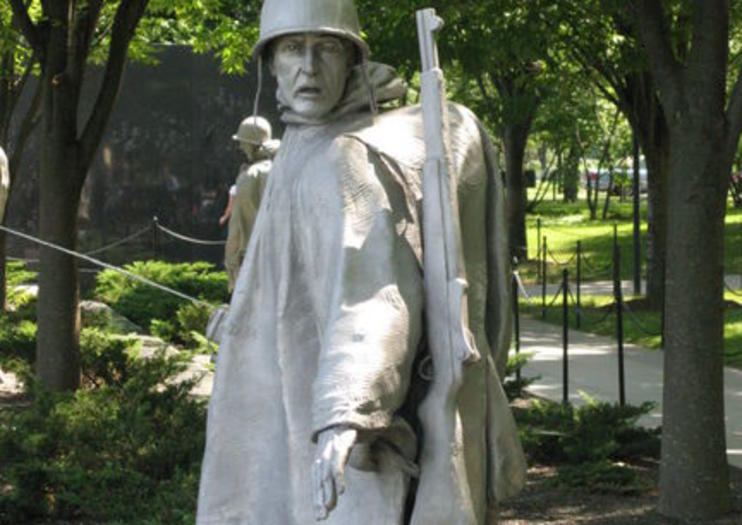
312;459;327;521
332;454;347;495
321;457;336;510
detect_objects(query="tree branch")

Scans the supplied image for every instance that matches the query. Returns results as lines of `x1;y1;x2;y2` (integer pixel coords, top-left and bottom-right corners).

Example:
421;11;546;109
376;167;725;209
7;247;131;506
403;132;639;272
68;0;105;86
8;79;42;188
688;0;727;99
8;0;41;55
632;0;683;113
79;0;150;168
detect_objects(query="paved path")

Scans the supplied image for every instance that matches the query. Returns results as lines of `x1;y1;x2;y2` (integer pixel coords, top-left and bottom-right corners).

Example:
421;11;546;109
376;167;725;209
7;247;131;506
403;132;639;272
523;275;742;299
518;314;742;468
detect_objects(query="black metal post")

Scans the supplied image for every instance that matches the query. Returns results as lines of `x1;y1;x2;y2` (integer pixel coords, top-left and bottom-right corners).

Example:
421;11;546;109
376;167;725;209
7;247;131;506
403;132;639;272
512;266;521;384
542;236;548;319
632;132;641;295
536;218;542;283
576;240;582;329
614;244;626;406
562;268;569;405
152;216;160;258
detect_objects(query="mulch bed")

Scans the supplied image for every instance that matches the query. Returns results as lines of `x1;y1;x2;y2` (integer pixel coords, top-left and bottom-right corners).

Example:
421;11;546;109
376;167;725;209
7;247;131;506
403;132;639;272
499;463;742;524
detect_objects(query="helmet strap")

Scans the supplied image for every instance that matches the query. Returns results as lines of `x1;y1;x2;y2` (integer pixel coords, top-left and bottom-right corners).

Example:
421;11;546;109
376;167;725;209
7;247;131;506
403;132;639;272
361;60;379;115
252;55;264;118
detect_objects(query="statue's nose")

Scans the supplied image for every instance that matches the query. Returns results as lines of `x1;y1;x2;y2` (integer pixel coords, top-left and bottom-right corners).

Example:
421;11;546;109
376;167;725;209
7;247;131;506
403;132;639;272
301;47;318;75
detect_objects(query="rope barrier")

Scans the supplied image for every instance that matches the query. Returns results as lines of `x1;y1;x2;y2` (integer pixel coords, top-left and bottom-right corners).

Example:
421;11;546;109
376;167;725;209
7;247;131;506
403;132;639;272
156;223;226;246
622;301;662;337
547;248;577;267
547;283;565;308
7;256;39;263
566;285;578;308
513;270;530;299
83;225;152;256
581;255;613;277
0;224;217;310
589;302;615;325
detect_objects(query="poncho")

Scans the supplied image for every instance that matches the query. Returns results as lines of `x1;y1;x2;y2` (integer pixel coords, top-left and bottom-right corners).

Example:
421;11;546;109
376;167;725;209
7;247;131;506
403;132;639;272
197;63;525;525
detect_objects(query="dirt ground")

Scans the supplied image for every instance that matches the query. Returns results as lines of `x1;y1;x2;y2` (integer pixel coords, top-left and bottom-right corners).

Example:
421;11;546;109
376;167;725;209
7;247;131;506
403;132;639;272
499;463;742;525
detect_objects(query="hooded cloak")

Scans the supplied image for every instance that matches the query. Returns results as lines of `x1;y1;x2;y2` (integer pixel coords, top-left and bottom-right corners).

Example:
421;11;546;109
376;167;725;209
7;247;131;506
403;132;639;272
197;63;525;525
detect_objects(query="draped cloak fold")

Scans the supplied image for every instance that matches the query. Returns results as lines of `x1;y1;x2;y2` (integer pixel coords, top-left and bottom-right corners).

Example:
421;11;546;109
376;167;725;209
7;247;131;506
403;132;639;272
197;64;525;525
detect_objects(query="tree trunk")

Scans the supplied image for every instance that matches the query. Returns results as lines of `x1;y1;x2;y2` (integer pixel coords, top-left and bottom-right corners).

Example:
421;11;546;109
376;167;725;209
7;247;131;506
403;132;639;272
503;124;529;260
643;138;669;310
35;136;83;391
0;229;6;311
658;123;730;520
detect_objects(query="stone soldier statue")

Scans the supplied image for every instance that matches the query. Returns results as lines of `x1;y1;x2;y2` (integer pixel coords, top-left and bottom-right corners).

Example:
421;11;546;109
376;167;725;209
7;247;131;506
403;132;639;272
196;1;526;524
0;146;8;223
223;116;280;292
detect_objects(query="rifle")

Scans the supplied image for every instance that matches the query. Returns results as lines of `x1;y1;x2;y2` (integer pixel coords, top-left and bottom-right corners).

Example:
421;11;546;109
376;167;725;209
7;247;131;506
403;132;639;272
410;8;479;525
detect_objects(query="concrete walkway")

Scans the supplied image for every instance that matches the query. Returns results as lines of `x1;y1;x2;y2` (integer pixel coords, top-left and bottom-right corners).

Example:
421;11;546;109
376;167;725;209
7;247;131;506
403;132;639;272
518;314;742;468
523;275;742;299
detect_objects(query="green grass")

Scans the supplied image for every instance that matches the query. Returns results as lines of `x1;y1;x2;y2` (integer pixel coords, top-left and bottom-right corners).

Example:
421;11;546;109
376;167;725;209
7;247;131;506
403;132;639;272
520;197;742;285
520;292;742;369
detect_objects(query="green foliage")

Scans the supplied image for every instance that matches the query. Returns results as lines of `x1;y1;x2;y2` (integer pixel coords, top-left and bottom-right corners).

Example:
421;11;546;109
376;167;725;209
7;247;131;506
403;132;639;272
0;316;36;367
94;260;227;334
5;261;35;287
503;352;537;400
0;330;205;524
516;395;660;493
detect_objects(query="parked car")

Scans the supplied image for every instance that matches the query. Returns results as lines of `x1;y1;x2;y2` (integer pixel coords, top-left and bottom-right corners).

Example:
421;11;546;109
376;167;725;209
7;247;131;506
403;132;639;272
582;162;647;194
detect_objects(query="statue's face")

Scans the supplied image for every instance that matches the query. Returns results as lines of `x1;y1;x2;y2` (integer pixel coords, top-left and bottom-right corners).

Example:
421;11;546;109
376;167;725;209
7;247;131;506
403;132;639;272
270;33;353;119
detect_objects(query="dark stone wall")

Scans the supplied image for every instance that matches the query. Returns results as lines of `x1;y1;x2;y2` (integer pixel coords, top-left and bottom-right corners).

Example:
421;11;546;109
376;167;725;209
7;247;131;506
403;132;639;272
7;45;280;265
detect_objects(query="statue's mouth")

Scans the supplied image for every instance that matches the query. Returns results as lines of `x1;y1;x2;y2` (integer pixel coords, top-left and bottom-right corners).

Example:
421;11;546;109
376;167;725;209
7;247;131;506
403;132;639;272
296;86;321;97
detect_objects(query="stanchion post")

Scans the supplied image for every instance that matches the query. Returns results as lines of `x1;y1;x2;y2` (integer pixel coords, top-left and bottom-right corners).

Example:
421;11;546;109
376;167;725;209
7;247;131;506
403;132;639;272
512;262;521;384
614;244;626;406
542;236;548;319
576;240;582;330
536;218;542;283
562;268;569;405
152;216;160;258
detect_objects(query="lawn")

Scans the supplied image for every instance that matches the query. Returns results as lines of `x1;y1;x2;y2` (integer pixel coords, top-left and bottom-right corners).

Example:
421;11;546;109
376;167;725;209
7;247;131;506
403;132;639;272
519;196;742;285
520;292;742;369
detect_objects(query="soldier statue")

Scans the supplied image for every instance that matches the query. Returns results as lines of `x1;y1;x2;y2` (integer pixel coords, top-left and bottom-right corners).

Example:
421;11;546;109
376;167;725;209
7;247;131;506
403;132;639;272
223;116;280;292
197;1;526;524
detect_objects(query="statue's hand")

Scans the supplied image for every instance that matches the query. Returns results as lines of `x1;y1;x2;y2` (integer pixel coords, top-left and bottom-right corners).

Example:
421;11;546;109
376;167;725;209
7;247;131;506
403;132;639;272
312;426;358;521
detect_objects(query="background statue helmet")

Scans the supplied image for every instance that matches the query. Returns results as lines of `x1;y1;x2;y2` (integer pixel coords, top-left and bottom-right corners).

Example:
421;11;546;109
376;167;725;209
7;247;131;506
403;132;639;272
253;0;370;61
232;116;272;145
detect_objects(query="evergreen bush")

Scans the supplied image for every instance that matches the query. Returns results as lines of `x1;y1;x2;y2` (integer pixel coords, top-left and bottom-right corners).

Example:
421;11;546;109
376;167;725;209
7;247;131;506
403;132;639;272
94;260;227;339
0;329;206;524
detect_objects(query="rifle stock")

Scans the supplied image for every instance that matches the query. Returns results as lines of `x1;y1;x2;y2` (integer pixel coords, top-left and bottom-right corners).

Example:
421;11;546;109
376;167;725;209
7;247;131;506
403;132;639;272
410;8;479;525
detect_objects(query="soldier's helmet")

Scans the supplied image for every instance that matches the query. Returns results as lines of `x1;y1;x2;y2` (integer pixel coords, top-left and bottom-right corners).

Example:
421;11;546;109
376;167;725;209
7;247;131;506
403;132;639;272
232;116;272;145
252;0;370;62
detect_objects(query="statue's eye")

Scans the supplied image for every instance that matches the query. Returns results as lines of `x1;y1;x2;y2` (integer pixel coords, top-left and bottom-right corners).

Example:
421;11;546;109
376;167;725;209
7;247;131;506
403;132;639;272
281;41;302;53
318;40;342;54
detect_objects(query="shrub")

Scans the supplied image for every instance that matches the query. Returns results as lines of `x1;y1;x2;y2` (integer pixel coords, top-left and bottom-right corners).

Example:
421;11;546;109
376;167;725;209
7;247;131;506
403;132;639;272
6;261;36;287
503;352;537;400
516;395;660;493
0;330;206;524
0;317;36;366
94;260;228;330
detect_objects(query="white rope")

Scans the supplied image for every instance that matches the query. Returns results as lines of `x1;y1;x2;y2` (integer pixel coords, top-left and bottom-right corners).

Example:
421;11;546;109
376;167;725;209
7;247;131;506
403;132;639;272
0;224;216;310
156;223;226;246
83;225;152;256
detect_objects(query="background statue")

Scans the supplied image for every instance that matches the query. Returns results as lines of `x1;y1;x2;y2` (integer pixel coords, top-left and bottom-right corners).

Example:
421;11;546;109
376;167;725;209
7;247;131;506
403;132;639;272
222;116;280;292
197;1;525;524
